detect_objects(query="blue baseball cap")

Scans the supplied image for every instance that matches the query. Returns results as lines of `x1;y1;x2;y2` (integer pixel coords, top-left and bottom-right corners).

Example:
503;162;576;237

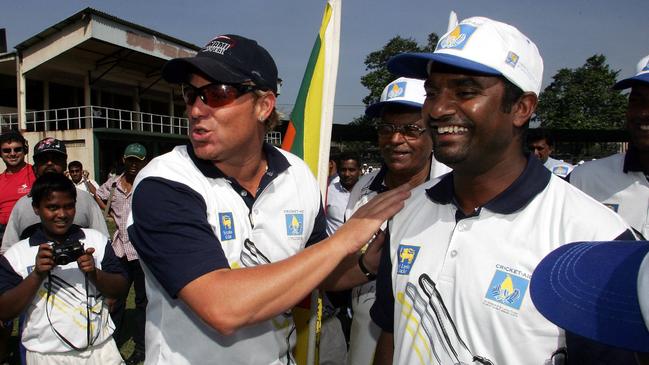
530;241;649;353
613;54;649;90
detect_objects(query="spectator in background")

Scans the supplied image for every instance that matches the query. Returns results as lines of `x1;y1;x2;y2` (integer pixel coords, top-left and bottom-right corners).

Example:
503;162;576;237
341;76;450;365
0;130;34;365
95;143;148;365
67;160;99;196
0;131;34;248
326;152;361;235
569;54;649;239
2;137;108;252
527;128;574;178
328;146;341;185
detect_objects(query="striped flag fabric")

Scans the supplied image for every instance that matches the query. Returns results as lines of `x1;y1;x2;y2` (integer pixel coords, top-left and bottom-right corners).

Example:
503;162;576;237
281;0;340;194
283;1;341;364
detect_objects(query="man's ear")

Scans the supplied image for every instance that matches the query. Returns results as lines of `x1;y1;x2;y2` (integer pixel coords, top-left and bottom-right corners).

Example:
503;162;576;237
32;205;39;217
512;92;538;128
255;92;276;123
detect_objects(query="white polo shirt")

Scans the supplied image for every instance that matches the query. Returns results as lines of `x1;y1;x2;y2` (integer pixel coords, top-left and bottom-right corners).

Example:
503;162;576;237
344;156;450;365
569;150;649;239
371;156;634;365
0;226;125;353
128;143;327;365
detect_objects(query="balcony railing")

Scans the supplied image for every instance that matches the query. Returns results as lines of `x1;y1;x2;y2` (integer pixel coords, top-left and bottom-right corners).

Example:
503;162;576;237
0;105;282;145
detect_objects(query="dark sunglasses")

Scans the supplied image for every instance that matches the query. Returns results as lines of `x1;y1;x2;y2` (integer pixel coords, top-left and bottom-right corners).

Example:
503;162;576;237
1;147;25;154
181;83;256;108
376;123;427;140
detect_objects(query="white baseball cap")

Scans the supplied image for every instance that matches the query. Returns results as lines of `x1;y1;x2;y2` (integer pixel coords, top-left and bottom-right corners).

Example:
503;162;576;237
388;16;544;95
365;77;426;118
613;54;649;90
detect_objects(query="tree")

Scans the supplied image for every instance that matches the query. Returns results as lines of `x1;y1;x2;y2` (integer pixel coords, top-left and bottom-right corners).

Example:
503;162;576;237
350;33;439;126
537;54;627;130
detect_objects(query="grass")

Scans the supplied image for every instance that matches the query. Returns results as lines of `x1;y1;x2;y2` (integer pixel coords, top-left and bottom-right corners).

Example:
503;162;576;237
5;219;141;364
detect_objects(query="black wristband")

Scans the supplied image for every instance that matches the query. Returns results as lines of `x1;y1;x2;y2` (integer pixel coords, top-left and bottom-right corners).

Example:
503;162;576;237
358;253;377;281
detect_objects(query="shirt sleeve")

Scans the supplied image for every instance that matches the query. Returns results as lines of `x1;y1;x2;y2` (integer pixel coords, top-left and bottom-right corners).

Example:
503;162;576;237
0;256;22;295
78;191;109;237
1;197;28;254
100;240;128;279
95;180;112;201
370;231;394;333
127;177;230;298
306;200;328;247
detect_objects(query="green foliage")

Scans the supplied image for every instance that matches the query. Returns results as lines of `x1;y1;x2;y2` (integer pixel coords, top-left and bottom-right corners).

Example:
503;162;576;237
537;55;628;130
359;33;439;112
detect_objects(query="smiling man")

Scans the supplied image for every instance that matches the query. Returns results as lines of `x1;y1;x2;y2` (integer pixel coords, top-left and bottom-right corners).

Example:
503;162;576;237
569;54;649;239
370;17;638;365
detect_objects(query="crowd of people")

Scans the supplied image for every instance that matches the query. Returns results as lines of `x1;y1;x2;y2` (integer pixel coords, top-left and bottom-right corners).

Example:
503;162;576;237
0;13;647;365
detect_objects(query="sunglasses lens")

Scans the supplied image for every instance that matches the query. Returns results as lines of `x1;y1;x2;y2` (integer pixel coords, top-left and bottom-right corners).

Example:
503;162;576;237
182;84;251;108
1;148;22;153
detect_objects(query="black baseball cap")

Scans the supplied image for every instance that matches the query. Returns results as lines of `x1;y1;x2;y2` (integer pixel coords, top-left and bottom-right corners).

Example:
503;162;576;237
162;34;278;94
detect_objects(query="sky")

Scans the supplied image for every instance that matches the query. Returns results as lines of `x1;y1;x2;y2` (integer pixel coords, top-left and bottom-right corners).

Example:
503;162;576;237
1;0;647;124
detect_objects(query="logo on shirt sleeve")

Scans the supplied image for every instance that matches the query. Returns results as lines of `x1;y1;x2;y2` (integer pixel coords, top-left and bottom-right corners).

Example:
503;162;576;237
219;212;235;241
397;245;420;275
285;212;304;236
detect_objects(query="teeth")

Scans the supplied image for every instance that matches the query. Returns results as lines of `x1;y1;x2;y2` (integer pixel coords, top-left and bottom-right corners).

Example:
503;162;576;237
437;126;468;134
640;125;649;131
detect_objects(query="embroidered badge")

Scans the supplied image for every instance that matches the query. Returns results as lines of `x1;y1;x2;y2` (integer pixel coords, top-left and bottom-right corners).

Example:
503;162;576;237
219;212;235;241
285;213;304;236
484;268;530;310
386;82;407;100
437;24;477;50
397;245;420;275
505;51;519;68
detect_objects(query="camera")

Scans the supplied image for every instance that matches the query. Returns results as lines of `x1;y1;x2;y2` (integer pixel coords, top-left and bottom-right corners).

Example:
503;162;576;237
52;240;85;265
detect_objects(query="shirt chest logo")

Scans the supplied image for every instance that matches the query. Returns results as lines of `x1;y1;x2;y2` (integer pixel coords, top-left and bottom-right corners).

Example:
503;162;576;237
483;265;530;314
397;245;420;275
219;212;235;241
284;211;304;237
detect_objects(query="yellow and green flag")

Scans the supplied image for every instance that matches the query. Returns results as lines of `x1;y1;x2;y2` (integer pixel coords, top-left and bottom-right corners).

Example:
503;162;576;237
283;1;340;364
281;0;340;194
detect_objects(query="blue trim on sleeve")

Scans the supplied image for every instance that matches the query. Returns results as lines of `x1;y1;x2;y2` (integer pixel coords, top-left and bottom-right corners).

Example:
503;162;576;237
370;231;394;332
306;200;328;247
100;241;129;279
128;177;230;298
0;256;22;295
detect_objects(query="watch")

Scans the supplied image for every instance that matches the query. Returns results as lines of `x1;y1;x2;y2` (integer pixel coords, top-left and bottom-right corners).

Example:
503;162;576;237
358;253;377;281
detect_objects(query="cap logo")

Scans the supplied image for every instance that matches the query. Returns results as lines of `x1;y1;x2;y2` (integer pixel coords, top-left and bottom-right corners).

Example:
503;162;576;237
203;36;236;55
386;82;406;100
437;24;477;50
505;51;519;68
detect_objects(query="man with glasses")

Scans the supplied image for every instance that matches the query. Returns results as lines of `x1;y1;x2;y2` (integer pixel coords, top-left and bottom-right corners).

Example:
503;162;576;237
0;131;34;248
127;34;408;365
0;130;34;365
370;17;638;364
337;77;450;365
2;138;108;252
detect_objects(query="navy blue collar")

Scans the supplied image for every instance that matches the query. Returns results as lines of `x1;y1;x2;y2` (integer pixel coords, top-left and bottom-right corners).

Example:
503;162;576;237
28;225;85;247
624;147;645;173
426;154;551;215
186;142;291;180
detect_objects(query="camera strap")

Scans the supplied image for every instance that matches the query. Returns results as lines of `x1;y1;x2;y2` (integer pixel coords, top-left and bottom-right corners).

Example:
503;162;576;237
45;272;100;351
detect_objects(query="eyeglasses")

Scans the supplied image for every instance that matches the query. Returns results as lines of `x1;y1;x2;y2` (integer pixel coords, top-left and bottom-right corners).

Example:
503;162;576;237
1;147;24;154
181;83;256;108
376;123;427;140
